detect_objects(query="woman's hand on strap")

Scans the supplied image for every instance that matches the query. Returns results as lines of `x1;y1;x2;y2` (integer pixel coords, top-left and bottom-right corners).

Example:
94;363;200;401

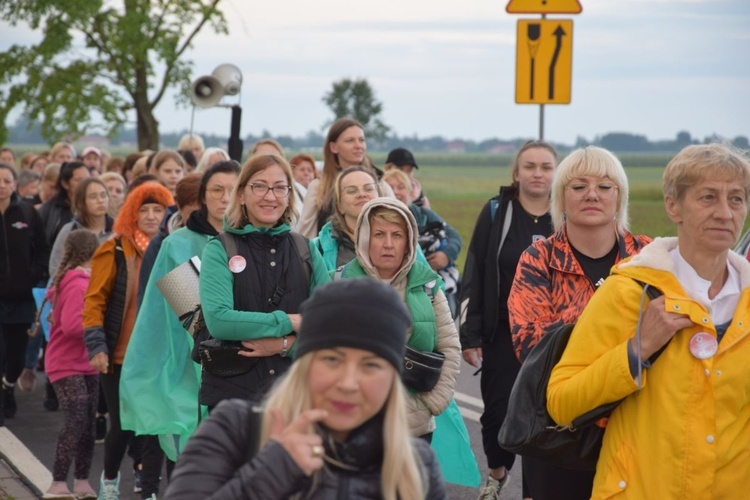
631;295;692;361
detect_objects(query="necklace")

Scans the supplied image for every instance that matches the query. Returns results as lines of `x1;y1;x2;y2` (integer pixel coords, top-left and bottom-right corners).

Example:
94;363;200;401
521;206;549;224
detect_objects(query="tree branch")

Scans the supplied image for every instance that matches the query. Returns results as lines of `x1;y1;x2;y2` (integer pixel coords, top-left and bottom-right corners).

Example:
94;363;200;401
150;0;222;109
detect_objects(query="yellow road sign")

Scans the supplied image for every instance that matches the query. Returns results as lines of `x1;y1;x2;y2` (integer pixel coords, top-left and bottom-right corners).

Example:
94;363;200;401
506;0;582;15
515;19;573;104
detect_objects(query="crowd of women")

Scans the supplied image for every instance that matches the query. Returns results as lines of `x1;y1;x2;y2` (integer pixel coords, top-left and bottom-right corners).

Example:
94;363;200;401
1;127;749;500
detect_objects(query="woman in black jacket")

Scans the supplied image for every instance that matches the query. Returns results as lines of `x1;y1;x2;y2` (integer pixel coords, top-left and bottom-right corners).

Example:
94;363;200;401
0;163;50;423
459;140;557;499
166;279;446;500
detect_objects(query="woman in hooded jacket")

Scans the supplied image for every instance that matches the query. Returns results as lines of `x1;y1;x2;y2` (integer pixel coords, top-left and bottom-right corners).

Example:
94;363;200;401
338;197;480;487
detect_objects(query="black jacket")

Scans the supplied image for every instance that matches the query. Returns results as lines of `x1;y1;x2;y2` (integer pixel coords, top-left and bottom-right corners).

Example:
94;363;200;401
165;399;446;500
459;186;516;348
38;194;73;246
0;193;49;322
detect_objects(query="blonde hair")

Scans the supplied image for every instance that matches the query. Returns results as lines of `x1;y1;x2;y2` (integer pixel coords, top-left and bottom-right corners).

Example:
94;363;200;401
260;353;425;500
663;143;750;202
178;133;204;154
225;154;296;229
333;166;380;231
194;147;229;173
49;141;75;162
251;138;285;157
550;146;630;233
382;169;411;190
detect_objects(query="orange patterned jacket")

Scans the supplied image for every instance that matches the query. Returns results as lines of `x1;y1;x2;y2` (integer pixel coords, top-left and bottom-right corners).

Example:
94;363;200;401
508;228;651;362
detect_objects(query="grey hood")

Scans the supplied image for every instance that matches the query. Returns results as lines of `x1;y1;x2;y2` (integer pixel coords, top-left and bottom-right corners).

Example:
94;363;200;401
354;197;419;285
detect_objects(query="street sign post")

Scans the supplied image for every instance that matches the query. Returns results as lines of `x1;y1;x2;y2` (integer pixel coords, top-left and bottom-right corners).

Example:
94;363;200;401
515;19;573;104
506;0;582;14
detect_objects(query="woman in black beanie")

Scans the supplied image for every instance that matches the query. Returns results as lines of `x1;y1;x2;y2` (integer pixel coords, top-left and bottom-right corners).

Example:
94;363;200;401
165;279;447;500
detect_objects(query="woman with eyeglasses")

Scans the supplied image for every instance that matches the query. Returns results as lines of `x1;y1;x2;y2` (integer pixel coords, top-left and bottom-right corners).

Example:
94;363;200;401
48;178;114;278
507;146;651;499
312;166;381;272
120;162;240;470
197;154;330;411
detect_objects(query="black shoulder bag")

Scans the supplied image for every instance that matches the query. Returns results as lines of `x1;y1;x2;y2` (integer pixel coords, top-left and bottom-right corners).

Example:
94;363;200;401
498;281;664;471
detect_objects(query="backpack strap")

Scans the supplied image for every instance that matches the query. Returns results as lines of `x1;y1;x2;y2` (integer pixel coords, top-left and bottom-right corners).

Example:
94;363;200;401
289;231;312;287
218;232;238;259
490;194;513;253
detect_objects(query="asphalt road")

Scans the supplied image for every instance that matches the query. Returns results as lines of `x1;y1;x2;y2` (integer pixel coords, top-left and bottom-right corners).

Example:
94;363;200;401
6;363;523;499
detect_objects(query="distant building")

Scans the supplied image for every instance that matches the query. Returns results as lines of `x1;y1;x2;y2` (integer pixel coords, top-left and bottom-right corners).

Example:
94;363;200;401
446;140;466;153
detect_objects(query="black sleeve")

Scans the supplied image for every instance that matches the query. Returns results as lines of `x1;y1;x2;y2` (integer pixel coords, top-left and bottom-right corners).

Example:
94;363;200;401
29;204;50;286
165;400;311;500
459;200;493;349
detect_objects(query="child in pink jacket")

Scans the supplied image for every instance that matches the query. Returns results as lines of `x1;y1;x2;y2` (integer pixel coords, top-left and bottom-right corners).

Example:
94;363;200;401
43;229;101;500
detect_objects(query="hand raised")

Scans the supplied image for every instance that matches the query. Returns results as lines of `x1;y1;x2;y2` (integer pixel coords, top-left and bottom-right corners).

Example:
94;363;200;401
269;408;328;476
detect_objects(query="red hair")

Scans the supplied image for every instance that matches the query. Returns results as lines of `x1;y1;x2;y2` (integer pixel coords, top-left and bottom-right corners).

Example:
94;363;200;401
114;182;174;239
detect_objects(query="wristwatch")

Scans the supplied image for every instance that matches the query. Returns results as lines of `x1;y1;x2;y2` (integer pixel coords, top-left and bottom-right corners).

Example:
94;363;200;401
280;335;289;358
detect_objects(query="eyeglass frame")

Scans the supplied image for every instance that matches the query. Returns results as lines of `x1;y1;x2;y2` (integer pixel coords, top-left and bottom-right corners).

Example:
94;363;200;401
565;180;619;199
246;182;292;198
206;186;233;200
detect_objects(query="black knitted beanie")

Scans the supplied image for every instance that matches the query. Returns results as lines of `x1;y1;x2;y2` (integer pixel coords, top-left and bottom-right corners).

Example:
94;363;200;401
295;279;411;372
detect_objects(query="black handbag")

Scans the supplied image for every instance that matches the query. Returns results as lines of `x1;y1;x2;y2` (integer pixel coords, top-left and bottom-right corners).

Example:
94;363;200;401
498;282;663;471
401;345;445;393
197;338;260;378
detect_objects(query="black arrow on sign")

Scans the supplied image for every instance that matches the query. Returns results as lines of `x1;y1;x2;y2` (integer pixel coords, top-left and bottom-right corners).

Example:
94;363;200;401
548;25;567;99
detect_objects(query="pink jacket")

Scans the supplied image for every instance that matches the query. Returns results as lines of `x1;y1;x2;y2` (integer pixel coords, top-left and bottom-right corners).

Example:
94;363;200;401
46;268;99;383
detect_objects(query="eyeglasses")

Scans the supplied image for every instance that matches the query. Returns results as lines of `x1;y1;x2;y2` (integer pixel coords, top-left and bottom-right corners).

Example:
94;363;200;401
206;186;232;200
342;183;378;197
247;183;291;198
566;182;618;199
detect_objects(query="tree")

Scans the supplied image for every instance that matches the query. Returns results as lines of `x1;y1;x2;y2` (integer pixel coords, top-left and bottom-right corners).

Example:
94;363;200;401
0;0;227;150
322;78;391;142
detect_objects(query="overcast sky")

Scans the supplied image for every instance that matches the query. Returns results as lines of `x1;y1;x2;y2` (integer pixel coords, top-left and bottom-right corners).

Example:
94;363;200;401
1;0;748;145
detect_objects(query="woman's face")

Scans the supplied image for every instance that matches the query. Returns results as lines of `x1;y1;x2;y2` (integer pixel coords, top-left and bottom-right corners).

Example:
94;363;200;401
30;158;48;174
239;164;290;228
293;160;316;188
666;174;747;257
52;147;73;164
337;172;379;228
137;202;166;237
205;172;238;228
85;182;109;218
308;347;395;442
156;159;184;193
369;217;408;279
514;147;556;199
104;179;126;213
40;179;57;202
385;177;411;206
329;126;366;168
563;175;619;230
64;166;90;198
0;168;16;203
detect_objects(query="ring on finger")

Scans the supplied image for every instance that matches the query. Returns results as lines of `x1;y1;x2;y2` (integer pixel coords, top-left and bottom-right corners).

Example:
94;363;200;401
311;445;324;458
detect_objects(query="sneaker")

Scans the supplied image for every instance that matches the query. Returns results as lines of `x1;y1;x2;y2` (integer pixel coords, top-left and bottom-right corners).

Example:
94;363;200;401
2;379;17;418
477;473;510;500
142;495;157;500
18;368;37;392
95;415;108;444
98;472;120;500
133;468;142;494
42;480;75;499
44;379;59;411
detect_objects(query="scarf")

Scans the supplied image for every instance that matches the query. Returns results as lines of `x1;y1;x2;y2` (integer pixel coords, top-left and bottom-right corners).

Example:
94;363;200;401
133;229;151;253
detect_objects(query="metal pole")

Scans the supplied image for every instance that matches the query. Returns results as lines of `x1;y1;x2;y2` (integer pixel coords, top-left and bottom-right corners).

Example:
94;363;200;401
539;103;545;140
228;105;243;162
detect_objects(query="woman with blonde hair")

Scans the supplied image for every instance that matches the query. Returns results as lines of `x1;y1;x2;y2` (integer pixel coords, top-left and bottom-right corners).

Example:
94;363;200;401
178;133;204;161
99;172;127;218
194;147;229;173
165;279;446;499
197;153;330;410
49;142;75;164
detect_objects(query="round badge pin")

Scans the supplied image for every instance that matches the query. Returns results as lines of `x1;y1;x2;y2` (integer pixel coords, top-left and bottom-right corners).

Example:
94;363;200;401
228;255;247;274
689;332;718;360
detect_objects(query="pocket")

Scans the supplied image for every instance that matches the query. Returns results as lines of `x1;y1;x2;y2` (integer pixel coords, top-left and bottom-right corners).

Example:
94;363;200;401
594;443;635;499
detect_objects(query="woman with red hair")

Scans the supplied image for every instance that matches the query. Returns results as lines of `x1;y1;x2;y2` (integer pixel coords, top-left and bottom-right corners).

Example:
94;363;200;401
83;182;174;499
